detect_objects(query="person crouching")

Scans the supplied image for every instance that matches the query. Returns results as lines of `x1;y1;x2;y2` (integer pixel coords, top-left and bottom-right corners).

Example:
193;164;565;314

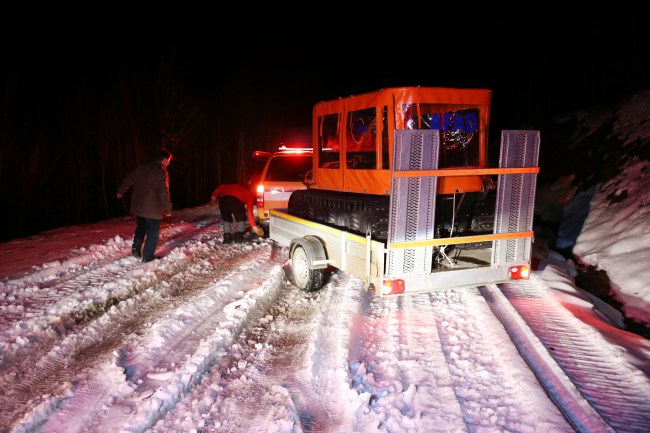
210;183;264;243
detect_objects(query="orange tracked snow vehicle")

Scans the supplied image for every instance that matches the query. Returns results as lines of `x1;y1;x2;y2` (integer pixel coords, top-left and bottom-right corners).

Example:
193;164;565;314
269;87;540;295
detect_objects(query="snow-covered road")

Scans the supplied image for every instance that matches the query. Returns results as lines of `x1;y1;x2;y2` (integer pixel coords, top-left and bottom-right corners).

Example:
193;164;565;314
1;206;649;433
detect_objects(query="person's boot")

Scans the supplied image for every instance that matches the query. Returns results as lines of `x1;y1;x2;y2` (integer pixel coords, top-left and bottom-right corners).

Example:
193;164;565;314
223;233;233;244
234;232;244;243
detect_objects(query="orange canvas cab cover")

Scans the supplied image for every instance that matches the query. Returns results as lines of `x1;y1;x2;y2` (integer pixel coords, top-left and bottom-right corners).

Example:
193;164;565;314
311;86;492;195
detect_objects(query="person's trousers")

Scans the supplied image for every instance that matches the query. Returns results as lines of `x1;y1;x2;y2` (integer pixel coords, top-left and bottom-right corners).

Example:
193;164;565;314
219;195;247;234
132;216;161;261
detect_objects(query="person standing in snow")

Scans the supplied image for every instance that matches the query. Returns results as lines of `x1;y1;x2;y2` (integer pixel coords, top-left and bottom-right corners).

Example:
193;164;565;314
116;149;173;262
210;183;264;243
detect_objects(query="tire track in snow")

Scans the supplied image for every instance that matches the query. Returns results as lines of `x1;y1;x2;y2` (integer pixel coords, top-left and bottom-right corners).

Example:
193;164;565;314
0;220;221;370
3;242;280;433
351;290;468;432
149;271;365;433
495;277;650;433
428;289;575;433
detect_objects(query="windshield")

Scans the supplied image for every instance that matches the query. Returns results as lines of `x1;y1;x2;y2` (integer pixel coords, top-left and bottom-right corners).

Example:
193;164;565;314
265;155;313;181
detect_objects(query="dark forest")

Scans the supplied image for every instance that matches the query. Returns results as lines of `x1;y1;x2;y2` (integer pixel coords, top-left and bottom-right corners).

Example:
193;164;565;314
0;8;314;241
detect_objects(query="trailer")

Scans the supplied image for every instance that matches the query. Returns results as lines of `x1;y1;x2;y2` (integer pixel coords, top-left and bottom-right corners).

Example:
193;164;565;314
268;88;540;295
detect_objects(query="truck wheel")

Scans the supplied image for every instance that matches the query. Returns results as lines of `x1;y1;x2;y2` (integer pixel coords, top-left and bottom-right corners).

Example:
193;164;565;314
291;245;324;292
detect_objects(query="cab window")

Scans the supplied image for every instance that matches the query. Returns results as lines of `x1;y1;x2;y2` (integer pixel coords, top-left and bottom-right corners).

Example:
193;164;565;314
318;114;340;168
403;104;480;168
346;107;377;169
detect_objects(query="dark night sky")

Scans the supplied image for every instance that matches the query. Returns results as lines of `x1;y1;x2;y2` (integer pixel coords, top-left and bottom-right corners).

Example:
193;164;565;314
2;2;647;131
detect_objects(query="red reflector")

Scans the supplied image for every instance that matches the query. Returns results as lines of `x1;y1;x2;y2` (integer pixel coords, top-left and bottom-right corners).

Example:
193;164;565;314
381;279;405;295
509;265;530;280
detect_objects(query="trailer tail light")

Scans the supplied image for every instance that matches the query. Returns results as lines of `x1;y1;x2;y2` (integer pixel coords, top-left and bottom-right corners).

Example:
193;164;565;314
509;265;530;280
381;279;405;295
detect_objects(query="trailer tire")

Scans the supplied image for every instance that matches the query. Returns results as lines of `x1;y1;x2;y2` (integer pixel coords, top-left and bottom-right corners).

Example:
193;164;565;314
290;242;324;292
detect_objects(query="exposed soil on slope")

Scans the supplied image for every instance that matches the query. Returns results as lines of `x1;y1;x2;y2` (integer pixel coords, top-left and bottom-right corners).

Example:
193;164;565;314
574;265;650;339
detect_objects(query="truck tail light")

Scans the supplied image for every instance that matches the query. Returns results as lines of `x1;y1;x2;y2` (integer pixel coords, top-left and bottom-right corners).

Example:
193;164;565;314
381;279;405;295
256;184;264;207
509;265;530;280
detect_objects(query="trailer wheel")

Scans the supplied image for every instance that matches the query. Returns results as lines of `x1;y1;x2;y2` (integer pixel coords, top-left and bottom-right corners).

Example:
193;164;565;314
291;244;324;292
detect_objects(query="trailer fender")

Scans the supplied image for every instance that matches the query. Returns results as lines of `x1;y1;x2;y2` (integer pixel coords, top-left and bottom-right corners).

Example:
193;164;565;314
289;236;328;291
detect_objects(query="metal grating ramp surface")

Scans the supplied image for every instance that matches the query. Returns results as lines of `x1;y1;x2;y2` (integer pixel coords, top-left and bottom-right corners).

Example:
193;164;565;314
387;130;440;274
493;130;540;265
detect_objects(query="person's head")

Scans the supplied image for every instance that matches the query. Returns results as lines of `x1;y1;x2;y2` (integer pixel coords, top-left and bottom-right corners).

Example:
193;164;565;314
155;149;173;167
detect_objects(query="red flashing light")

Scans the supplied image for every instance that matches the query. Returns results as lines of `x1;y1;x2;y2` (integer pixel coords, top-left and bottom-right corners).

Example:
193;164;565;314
509;265;530;280
278;145;312;154
381;279;405;295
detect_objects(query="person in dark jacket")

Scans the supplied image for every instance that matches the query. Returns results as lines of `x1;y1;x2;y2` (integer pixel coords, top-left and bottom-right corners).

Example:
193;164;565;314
210;183;264;243
117;149;173;262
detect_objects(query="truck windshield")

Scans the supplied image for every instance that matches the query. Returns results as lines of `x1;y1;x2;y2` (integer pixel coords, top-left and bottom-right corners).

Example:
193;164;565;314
265;155;313;181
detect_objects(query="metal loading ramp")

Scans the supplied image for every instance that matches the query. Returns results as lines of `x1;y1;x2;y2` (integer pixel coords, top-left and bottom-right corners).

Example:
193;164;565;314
387;130;440;275
493;130;540;265
386;129;540;279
